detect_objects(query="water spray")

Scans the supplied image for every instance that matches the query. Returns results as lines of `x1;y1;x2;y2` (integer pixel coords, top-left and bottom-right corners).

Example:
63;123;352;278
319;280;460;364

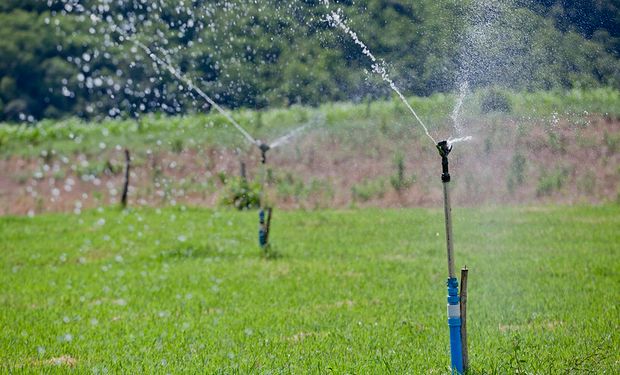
84;11;259;148
437;140;466;374
325;10;436;145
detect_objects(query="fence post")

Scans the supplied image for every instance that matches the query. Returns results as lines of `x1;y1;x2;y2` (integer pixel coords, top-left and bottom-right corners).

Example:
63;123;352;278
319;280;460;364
121;149;131;208
460;267;469;372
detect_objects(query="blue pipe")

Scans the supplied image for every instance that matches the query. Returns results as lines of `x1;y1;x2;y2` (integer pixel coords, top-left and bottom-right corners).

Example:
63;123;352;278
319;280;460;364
258;209;267;247
447;277;463;374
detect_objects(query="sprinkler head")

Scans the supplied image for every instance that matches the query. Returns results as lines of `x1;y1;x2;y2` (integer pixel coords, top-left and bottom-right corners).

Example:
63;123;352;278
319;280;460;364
436;140;452;158
259;143;271;154
437;140;452;183
259;143;270;164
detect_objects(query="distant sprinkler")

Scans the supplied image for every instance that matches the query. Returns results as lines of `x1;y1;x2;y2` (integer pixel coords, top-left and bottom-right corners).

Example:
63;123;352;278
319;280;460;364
255;117;322;250
257;142;272;249
258;143;270;164
436;140;469;374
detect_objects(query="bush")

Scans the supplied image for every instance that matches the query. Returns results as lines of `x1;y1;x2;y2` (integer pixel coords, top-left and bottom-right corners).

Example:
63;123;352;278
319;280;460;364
221;177;261;210
390;152;414;193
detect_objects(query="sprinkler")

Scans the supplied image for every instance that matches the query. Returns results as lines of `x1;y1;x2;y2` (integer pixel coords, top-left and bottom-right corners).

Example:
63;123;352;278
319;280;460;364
254;118;322;250
259;143;271;164
258;143;272;249
436;140;465;374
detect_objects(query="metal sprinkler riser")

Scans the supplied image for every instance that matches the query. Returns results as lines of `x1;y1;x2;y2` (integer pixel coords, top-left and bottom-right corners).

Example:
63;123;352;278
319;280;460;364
436;140;455;278
258;143;272;249
436;140;464;374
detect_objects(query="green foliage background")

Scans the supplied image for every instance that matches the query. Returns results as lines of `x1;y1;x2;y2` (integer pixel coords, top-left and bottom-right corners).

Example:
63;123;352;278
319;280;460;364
0;0;618;122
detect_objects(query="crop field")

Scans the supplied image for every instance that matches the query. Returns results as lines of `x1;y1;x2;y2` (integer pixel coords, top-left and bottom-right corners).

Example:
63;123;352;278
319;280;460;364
1;89;620;215
1;205;618;373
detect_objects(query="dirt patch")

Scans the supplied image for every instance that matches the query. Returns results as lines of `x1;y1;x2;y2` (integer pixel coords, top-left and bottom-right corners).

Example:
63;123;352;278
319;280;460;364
46;355;77;367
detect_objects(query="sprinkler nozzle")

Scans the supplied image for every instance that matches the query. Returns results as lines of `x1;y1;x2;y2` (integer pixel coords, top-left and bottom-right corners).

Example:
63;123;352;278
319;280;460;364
437;141;452;183
259;143;270;164
436;140;452;158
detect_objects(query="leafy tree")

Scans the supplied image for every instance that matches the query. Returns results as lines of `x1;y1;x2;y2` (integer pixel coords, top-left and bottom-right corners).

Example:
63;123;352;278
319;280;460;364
0;0;618;122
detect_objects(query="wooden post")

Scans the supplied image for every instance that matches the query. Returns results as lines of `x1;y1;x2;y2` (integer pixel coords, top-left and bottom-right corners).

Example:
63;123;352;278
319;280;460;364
264;207;273;245
460;266;469;372
121;149;131;208
240;161;247;181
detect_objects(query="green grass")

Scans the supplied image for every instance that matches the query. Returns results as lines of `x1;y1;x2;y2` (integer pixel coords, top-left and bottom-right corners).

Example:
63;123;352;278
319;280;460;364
1;205;619;373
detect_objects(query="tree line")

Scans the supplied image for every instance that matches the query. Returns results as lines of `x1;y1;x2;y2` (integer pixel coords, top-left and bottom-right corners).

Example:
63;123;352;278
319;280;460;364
0;0;618;122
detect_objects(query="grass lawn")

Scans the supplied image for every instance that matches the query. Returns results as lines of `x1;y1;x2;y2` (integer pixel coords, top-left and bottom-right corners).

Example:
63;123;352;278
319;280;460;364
1;205;619;373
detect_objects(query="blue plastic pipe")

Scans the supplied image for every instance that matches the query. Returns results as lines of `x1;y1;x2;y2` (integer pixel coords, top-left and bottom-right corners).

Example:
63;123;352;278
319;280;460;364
258;209;267;247
447;277;463;374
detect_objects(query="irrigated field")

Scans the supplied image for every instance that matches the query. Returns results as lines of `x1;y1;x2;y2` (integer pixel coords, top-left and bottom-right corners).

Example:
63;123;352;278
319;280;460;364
1;205;618;373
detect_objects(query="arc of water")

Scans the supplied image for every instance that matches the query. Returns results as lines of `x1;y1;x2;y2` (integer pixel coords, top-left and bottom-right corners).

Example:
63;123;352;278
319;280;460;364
325;11;436;145
268;114;323;149
88;11;320;151
447;136;473;146
130;40;259;146
136;38;319;151
451;81;469;135
269;124;309;149
88;14;259;147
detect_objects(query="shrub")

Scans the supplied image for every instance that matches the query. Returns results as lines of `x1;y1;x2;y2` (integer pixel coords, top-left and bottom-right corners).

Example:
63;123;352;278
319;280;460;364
221;177;261;210
390;152;414;193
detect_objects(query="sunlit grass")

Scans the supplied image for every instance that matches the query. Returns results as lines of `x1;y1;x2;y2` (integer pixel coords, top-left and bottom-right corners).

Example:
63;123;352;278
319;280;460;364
1;205;618;373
